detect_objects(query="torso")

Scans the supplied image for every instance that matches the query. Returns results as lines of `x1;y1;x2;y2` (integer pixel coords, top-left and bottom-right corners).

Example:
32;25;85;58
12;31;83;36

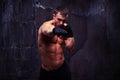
38;20;65;71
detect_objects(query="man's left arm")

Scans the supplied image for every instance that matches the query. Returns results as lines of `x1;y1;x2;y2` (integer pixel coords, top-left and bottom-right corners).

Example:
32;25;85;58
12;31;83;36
65;37;75;52
63;24;75;52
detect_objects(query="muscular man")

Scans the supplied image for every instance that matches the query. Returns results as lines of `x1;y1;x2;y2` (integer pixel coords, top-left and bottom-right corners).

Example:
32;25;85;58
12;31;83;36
38;6;75;80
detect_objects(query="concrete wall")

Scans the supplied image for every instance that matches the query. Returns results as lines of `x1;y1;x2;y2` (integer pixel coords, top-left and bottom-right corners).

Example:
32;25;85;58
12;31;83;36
0;0;120;80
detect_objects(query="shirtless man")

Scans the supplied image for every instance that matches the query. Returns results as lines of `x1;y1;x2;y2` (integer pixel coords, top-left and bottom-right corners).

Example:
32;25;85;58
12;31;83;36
38;6;75;80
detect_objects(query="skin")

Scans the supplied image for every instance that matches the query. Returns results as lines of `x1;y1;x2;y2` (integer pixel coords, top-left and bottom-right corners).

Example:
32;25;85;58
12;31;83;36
38;12;75;71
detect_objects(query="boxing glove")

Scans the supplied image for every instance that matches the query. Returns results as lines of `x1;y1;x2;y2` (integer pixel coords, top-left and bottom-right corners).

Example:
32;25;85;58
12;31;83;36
53;27;68;37
59;25;73;37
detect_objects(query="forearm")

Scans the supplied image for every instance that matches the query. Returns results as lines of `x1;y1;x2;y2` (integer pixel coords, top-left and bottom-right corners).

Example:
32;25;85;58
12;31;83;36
65;37;75;52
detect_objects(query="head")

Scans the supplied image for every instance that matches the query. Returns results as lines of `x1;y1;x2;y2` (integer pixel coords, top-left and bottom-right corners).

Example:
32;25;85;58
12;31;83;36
53;6;69;26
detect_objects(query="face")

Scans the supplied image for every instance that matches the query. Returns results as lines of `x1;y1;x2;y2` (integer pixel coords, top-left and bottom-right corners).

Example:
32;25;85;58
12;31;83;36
53;12;68;26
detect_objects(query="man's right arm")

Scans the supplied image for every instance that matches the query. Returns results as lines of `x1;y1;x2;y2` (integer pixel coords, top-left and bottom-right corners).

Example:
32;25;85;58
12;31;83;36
40;23;55;37
41;23;68;37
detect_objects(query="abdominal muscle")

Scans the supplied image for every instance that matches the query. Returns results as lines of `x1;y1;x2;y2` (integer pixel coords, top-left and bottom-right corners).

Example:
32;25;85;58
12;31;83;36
40;39;65;71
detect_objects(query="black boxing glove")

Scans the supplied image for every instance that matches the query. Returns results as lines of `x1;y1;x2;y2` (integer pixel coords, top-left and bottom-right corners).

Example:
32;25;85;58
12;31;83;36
59;25;73;37
53;27;68;37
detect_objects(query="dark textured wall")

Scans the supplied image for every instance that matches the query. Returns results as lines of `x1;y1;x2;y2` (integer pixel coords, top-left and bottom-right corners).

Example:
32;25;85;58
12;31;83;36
0;0;120;80
0;0;40;80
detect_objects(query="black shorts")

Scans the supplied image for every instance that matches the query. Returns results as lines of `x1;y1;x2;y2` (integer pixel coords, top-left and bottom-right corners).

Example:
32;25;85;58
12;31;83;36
39;61;71;80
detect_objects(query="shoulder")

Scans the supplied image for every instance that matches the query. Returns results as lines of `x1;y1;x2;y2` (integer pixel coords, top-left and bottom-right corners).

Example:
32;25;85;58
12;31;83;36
41;20;54;28
38;21;50;31
42;21;50;27
38;20;55;35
